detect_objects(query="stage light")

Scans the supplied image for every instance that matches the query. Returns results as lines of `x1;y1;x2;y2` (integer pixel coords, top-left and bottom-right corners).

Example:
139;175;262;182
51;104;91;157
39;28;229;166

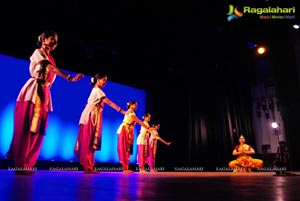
293;24;299;29
256;46;267;55
271;122;279;129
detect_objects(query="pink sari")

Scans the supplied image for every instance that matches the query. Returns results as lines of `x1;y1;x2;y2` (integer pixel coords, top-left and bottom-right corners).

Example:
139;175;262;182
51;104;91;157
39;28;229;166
7;51;56;170
117;124;134;171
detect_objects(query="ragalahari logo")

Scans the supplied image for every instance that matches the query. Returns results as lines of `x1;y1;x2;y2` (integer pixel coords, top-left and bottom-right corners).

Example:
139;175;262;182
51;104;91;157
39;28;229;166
227;5;244;22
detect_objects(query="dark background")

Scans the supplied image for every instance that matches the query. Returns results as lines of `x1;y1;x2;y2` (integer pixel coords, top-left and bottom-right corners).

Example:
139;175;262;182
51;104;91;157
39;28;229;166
1;0;300;170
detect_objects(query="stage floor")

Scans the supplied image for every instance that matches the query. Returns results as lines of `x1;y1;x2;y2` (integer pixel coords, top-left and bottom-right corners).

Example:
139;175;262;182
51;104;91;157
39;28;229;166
1;170;300;201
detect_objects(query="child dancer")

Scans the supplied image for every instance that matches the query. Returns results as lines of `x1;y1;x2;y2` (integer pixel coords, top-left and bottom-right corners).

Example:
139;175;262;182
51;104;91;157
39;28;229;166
136;113;151;173
148;122;172;172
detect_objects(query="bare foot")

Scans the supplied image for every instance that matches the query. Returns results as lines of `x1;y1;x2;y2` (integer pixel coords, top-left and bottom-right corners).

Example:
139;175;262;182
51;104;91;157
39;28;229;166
123;170;134;174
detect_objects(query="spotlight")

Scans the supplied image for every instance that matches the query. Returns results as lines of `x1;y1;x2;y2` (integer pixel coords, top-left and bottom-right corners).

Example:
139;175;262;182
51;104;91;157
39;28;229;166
293;24;299;29
256;46;267;55
271;122;278;129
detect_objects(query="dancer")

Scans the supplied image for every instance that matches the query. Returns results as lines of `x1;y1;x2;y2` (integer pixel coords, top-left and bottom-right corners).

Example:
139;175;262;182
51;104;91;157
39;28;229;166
7;30;84;175
148;122;172;172
116;100;152;173
228;135;264;172
136;113;151;173
74;73;127;174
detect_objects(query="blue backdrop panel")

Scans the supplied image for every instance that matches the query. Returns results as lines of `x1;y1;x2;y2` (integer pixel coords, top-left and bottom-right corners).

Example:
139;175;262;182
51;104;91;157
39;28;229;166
0;54;146;163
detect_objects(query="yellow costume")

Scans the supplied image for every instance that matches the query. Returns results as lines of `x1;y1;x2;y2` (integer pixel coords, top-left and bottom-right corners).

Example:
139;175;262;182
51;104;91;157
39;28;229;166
229;136;263;172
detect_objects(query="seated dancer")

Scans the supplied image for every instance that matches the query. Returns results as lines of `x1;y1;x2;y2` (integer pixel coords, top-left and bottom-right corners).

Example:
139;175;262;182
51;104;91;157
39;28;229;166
228;135;263;172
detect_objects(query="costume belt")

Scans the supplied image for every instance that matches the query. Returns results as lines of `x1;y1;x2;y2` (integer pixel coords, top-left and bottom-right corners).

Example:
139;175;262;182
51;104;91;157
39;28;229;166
36;79;51;87
123;122;133;125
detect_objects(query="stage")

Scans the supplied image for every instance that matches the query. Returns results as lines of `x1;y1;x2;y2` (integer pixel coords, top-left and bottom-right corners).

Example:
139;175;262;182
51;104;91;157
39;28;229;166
1;169;300;201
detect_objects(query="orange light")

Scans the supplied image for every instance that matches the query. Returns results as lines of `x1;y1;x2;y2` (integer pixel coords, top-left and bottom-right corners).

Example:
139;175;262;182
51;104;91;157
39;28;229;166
257;47;265;54
256;46;267;55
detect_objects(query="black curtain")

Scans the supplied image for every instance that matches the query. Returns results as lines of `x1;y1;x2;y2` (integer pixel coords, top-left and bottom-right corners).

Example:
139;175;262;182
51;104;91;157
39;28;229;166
269;29;300;171
148;26;262;171
148;60;259;171
186;77;257;171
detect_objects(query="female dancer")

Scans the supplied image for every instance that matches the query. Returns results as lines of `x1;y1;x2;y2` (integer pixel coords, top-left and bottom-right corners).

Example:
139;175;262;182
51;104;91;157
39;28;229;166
116;101;152;173
74;73;126;174
136;113;151;173
7;30;84;175
148;122;172;172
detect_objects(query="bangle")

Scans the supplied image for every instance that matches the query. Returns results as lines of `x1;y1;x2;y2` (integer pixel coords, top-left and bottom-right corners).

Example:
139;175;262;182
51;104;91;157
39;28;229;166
66;74;72;81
